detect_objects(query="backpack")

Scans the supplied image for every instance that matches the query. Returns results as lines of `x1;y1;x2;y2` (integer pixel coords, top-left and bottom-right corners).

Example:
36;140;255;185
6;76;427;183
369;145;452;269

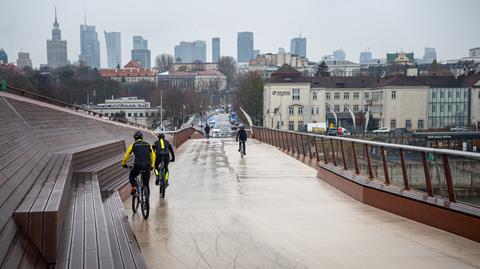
155;139;170;156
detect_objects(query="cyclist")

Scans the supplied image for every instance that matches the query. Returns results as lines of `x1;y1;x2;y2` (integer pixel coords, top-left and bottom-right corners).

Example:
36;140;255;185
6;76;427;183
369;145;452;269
204;123;211;139
122;131;155;195
152;132;175;187
236;124;247;155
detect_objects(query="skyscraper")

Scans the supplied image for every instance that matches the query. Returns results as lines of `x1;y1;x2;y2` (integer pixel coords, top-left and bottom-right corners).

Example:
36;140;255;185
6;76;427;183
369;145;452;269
333;49;346;61
423;47;437;63
212;37;220;62
237;32;254;63
290;37;307;58
0;49;7;64
359;51;372;65
131;36;151;68
104;31;122;68
174;41;206;63
79;13;100;68
47;8;68;68
17;52;32;68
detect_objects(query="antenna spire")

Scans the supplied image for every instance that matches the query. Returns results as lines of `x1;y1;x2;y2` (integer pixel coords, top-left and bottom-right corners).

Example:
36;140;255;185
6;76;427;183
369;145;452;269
83;5;87;25
55;6;58;23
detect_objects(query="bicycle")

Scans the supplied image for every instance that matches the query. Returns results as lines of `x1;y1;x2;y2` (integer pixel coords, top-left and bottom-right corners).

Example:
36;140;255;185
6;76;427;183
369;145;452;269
156;162;167;199
129;166;150;219
239;140;246;159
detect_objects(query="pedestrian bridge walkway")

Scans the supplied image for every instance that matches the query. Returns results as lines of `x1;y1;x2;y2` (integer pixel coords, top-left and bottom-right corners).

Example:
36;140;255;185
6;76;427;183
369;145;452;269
0;88;479;268
128;138;480;269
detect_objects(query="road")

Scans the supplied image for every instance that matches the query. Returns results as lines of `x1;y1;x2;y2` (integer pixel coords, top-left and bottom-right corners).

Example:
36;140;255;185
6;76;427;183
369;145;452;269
125;139;480;269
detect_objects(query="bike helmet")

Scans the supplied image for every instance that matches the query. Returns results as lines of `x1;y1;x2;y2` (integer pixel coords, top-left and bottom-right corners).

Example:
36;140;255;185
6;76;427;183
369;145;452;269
133;131;143;140
158;132;165;139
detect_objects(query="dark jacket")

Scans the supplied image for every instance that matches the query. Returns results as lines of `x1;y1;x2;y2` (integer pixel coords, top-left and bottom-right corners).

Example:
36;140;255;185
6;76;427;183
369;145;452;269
122;139;155;168
204;124;211;133
152;138;175;160
236;129;247;141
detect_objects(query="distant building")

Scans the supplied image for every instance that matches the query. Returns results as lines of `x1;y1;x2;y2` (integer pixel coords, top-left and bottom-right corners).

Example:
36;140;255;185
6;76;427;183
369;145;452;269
16;52;32;68
359;51;372;65
290;37;307;58
423;47;437;64
79;21;100;68
131;36;151;68
157;70;226;93
333;49;346;61
237;32;254;63
91;97;159;127
104;31;122;68
99;60;156;84
250;52;308;68
47;8;68;68
174;40;207;63
386;51;414;64
0;49;8;64
278;47;286;54
324;60;360;77
470;47;480;57
253;49;260;59
212;37;220;62
171;62;218;72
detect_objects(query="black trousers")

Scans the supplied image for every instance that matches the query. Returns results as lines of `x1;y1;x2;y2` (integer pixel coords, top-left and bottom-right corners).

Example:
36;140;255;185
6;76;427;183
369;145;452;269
238;140;246;154
129;164;150;192
155;155;170;177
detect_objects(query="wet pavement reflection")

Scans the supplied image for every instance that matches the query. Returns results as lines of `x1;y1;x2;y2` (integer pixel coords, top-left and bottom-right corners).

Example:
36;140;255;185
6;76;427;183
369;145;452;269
125;139;480;269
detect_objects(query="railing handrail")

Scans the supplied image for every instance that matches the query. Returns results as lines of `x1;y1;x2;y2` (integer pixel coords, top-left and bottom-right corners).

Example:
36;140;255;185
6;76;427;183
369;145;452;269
254;126;480;159
4;84;151;130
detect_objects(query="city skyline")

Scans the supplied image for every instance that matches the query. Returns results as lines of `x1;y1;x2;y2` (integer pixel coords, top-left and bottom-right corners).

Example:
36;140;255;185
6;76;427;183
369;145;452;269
1;0;479;68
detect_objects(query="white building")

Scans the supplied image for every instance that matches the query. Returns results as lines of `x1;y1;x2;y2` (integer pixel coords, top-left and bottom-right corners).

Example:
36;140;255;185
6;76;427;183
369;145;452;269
263;64;325;131
324;60;360;77
91;97;159;127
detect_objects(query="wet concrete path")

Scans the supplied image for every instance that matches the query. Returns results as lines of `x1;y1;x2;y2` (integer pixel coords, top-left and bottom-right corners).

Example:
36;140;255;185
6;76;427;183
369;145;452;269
125;139;480;269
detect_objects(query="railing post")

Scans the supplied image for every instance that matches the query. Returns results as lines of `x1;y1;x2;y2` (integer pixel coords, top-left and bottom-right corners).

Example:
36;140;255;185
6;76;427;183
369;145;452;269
314;136;320;162
300;134;306;158
442;154;456;202
295;133;301;156
400;149;410;190
306;135;313;159
421;152;434;196
330;139;337;166
321;137;328;164
381;146;390;184
281;131;286;150
365;144;373;179
290;132;295;154
340;140;347;170
351;142;360;175
273;129;277;147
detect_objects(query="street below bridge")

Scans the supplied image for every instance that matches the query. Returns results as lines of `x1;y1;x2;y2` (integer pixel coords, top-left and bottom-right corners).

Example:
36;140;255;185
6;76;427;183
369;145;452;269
126;138;480;269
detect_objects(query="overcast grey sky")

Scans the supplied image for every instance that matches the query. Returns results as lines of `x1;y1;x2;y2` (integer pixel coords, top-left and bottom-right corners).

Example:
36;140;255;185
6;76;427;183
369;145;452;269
1;0;479;68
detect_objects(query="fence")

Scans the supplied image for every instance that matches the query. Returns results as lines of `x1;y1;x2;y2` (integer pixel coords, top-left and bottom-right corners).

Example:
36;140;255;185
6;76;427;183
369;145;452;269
252;127;480;207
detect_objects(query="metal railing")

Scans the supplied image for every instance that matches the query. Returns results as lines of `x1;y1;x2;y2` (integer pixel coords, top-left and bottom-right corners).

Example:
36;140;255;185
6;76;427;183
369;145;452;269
252;126;480;207
4;85;151;130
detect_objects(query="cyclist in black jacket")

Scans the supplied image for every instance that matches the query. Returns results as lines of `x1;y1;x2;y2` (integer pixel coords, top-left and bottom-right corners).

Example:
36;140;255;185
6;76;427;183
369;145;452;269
122;131;155;195
236;125;247;155
152;133;175;186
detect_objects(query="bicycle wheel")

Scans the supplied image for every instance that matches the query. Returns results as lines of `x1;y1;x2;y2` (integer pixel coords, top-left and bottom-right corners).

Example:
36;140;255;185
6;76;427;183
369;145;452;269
140;187;149;219
132;187;140;213
159;169;166;199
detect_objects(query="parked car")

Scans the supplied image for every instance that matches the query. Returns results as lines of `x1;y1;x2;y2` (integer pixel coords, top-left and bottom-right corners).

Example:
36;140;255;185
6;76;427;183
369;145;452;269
337;127;351;137
327;128;338;136
450;126;469;132
394;128;409;134
373;127;391;133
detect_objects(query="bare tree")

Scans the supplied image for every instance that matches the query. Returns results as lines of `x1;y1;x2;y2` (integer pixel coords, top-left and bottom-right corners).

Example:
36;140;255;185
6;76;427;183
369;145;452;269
217;56;237;87
155;54;174;73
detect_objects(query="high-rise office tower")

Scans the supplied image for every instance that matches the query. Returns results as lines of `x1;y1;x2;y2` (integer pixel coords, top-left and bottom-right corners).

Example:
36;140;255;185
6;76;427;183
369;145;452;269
131;36;151;68
290;37;307;58
17;52;32;68
212;37;220;62
359;51;372;65
79;12;100;68
104;31;122;68
237;32;254;63
47;8;68;68
333;49;346;61
174;41;207;63
423;47;437;63
0;49;8;64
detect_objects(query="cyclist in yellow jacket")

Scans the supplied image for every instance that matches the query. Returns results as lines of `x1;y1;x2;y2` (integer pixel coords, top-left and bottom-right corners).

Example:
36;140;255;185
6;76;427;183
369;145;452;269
122;131;155;195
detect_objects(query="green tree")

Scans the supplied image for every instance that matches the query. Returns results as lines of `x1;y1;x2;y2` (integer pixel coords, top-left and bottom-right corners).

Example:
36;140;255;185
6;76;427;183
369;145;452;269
236;72;263;126
315;61;330;77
